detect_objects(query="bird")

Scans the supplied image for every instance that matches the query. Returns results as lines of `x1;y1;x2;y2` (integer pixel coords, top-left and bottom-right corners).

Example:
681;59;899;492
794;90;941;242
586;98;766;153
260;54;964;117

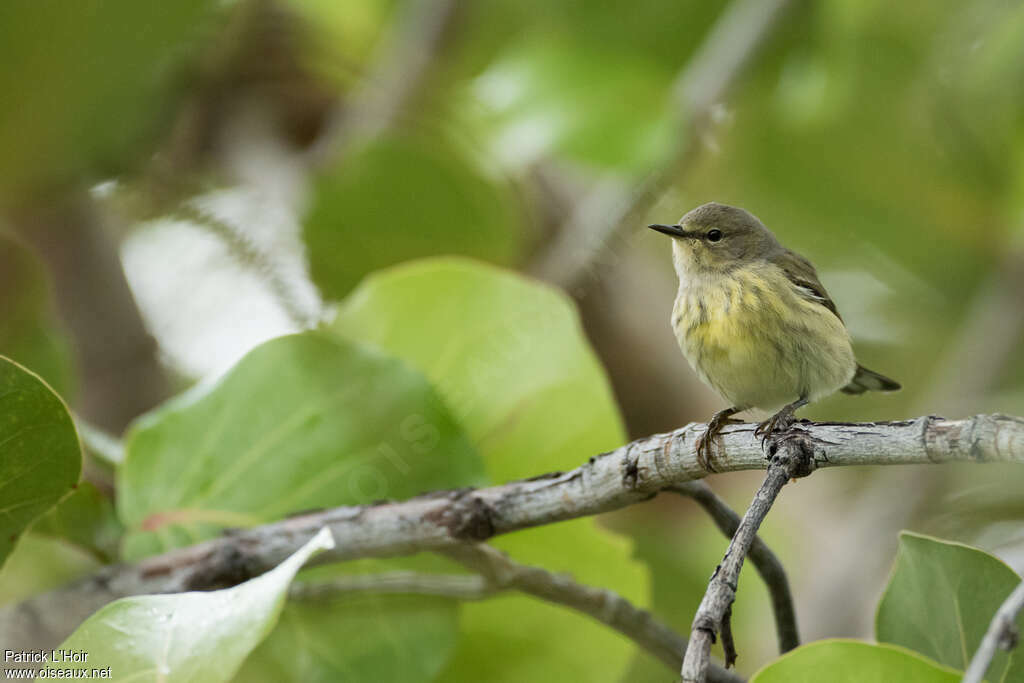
648;202;900;467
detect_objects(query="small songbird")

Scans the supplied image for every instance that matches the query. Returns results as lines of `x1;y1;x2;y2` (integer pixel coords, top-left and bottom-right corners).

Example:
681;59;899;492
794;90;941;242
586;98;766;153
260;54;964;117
649;202;900;466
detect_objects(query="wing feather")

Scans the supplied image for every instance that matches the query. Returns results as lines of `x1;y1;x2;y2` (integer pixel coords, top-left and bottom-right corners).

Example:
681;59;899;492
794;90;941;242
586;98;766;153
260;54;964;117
771;249;843;322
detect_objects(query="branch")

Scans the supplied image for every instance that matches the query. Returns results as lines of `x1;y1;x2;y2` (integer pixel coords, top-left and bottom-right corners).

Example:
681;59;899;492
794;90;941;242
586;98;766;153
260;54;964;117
670;481;799;654
305;0;462;166
290;571;492;601
963;579;1024;683
3;414;1023;650
445;545;742;681
529;0;794;292
680;445;806;682
290;548;742;681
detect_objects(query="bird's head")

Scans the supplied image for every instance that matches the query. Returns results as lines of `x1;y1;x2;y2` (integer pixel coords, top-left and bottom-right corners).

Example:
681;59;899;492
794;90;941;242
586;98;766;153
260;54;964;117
649;202;780;275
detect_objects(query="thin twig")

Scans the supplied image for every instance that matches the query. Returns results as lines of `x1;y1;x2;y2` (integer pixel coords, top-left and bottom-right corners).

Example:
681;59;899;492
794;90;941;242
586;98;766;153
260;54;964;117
3;414;1023;651
441;544;743;683
963;579;1024;683
681;441;809;682
290;571;492;601
529;0;794;293
305;0;462;167
670;481;799;653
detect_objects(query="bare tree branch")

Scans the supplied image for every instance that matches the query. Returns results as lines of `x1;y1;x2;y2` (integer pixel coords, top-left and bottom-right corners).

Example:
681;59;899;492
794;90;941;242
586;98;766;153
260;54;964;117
2;414;1023;652
529;0;794;292
963;579;1024;683
670;481;799;654
680;442;808;682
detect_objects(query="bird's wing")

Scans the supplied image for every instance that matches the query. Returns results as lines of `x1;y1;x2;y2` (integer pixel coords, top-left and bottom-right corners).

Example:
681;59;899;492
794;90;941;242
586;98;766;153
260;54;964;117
771;249;843;322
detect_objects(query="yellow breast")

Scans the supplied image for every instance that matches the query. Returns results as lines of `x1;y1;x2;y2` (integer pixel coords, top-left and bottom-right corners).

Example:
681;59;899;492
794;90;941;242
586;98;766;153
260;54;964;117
672;263;856;411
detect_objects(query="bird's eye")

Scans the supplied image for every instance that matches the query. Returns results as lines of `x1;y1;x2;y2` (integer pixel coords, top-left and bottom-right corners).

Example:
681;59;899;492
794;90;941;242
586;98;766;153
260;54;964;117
706;229;722;242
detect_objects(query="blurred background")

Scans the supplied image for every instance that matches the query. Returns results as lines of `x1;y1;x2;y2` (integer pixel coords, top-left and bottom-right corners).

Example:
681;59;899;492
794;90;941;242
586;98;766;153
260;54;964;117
1;0;1024;679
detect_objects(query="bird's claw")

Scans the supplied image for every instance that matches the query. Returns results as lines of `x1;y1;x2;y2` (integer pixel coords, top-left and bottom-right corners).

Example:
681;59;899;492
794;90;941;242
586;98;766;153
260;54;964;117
696;412;743;470
755;410;798;453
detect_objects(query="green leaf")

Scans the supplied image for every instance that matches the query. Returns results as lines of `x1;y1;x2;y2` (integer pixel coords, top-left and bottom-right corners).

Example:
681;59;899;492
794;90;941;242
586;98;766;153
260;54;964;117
333;258;649;681
0;533;100;608
0;356;81;567
304;133;523;300
0;235;75;399
242;596;457;682
751;640;960;683
876;531;1024;680
236;554;462;683
117;332;484;560
30;482;122;563
0;1;218;200
44;528;334;683
332;258;625;480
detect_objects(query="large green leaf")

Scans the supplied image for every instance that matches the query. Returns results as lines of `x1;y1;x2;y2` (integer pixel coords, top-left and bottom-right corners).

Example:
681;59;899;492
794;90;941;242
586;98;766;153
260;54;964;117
0;235;74;399
332;258;626;480
876;531;1024;681
117;332;485;560
0;1;218;201
0;356;80;567
332;258;649;681
44;527;333;683
304;133;523;300
751;640;960;683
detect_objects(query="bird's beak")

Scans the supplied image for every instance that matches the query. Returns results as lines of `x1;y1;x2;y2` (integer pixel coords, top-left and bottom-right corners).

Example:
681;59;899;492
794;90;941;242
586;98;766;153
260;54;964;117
648;224;692;238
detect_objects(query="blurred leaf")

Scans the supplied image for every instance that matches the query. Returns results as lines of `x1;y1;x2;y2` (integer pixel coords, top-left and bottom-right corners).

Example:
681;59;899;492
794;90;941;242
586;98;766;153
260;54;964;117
0;1;218;201
30;481;122;563
333;258;625;479
472;38;674;170
50;527;333;683
0;235;74;398
333;258;648;681
750;640;960;683
876;531;1024;680
238;553;462;683
0;356;80;567
238;588;457;683
118;332;485;560
304;133;523;300
0;533;100;607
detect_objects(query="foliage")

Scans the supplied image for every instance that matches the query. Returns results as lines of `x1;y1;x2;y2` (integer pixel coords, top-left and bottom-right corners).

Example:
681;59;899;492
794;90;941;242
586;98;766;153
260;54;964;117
877;532;1024;682
0;0;218;202
753;533;1024;681
1;0;1024;680
50;528;333;683
751;640;961;683
0;356;80;567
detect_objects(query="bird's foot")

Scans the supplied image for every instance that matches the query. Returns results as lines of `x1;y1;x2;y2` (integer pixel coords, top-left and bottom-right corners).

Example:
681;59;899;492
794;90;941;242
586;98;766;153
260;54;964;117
696;408;744;470
754;398;808;454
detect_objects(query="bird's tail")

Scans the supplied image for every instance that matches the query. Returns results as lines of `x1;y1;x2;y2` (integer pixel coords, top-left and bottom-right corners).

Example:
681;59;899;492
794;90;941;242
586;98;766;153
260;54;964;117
841;364;901;394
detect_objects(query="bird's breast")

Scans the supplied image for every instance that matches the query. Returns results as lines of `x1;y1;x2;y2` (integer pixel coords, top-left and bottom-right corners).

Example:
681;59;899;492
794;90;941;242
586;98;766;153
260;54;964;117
671;264;855;410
